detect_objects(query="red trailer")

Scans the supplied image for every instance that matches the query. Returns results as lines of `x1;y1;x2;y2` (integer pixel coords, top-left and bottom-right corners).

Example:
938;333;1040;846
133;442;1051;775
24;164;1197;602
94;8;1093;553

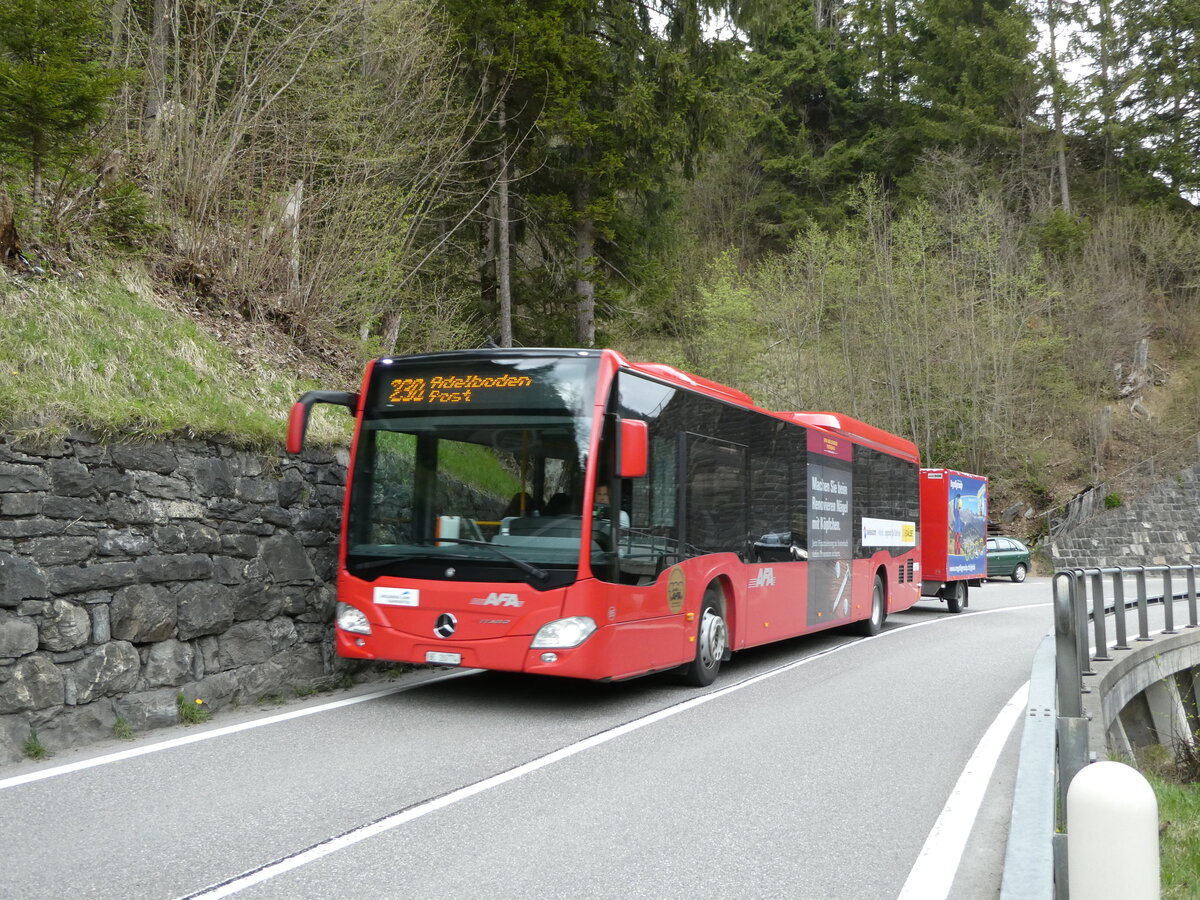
919;468;989;613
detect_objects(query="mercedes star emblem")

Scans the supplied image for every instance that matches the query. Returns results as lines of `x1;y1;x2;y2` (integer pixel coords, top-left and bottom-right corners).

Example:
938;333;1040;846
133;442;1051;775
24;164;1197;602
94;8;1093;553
434;612;457;639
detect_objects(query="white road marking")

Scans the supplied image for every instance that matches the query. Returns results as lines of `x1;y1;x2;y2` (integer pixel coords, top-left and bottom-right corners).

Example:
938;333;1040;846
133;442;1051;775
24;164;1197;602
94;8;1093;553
0;674;473;792
178;601;1052;899
896;681;1030;900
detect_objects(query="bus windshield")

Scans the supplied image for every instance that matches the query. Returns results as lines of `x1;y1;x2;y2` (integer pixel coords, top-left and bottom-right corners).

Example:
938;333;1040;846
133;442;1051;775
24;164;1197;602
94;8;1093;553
345;355;603;587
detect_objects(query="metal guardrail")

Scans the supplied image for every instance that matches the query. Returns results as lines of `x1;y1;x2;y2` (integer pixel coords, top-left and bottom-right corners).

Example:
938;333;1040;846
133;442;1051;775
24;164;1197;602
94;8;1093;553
1001;564;1200;900
999;633;1058;899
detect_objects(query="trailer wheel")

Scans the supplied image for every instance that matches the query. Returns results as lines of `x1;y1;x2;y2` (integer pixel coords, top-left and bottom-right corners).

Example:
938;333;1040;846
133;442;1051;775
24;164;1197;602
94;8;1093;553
945;581;966;614
679;585;727;687
854;575;886;636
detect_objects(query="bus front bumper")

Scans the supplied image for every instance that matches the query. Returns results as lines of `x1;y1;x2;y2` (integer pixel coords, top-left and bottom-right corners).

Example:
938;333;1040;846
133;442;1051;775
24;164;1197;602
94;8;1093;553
335;616;685;681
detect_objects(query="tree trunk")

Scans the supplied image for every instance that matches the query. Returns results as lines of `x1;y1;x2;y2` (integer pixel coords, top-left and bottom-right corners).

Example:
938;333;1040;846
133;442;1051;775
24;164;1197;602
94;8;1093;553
145;0;170;121
283;178;303;309
574;187;596;347
0;186;19;264
109;0;128;65
1046;0;1071;212
497;99;513;348
479;38;497;320
1096;0;1117;197
884;0;899;102
31;154;43;212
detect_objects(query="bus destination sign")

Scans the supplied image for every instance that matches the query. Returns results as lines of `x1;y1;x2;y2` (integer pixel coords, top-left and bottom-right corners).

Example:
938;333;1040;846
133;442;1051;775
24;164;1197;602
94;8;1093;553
386;373;534;405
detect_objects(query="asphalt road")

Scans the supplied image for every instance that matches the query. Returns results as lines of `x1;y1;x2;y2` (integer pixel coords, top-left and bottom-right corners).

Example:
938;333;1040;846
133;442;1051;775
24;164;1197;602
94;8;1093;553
0;577;1054;900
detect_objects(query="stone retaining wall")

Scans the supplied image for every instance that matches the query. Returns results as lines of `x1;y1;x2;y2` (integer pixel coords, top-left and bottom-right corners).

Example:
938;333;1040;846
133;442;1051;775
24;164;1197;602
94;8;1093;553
0;431;353;763
1049;461;1200;570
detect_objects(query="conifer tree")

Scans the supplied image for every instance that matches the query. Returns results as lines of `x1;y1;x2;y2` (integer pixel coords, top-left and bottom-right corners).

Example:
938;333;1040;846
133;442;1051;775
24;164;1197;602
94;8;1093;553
1121;0;1200;197
905;0;1038;156
442;0;731;345
0;0;123;208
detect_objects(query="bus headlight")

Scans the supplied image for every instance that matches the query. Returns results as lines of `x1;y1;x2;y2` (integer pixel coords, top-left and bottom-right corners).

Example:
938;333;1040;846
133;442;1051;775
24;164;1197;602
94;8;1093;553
337;603;372;635
531;616;596;649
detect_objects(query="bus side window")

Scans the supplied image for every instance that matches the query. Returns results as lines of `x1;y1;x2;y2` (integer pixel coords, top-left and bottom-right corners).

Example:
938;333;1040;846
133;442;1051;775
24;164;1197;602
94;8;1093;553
684;436;746;556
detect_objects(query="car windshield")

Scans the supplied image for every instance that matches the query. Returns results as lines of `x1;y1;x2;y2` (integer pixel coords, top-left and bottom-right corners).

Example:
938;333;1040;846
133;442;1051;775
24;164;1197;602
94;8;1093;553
344;355;603;586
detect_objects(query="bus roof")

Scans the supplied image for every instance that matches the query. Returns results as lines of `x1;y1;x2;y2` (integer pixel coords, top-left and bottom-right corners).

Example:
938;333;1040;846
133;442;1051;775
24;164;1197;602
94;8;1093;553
370;348;918;464
783;412;920;464
624;360;755;407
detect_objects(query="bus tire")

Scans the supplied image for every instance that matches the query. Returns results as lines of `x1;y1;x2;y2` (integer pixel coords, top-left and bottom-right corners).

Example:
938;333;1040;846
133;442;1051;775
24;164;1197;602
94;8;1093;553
946;581;966;614
854;575;886;636
679;586;727;687
1011;563;1027;583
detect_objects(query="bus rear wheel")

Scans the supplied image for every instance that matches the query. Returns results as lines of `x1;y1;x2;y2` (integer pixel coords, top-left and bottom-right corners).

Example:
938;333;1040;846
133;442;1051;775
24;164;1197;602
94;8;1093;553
854;575;886;636
680;587;727;687
945;581;966;614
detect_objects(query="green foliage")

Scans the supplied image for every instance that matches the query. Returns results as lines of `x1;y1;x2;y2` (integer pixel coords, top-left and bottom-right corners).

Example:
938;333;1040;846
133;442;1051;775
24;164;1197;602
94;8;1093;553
177;693;213;725
672;172;1168;480
690;249;765;387
22;728;50;760
1031;209;1091;259
1104;492;1123;509
94;180;161;249
0;0;124;198
112;717;134;741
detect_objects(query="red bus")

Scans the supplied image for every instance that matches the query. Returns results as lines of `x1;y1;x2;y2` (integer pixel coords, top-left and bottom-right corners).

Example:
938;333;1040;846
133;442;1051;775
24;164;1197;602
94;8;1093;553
287;348;922;685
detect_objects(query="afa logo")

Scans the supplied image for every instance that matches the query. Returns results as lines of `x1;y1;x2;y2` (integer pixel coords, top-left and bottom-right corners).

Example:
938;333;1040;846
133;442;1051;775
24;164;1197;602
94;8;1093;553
749;568;776;588
470;592;523;607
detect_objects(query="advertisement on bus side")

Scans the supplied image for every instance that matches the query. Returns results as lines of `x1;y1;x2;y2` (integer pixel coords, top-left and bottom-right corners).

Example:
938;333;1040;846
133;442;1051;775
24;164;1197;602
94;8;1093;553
945;473;988;578
807;430;853;625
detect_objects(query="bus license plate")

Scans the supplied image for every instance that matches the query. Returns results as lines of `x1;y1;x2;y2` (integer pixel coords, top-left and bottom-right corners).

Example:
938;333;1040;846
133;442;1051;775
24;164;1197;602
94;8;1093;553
425;651;461;666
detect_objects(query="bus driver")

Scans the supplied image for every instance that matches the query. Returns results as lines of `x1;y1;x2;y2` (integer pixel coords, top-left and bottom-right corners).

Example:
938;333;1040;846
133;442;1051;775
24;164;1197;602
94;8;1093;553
594;483;630;528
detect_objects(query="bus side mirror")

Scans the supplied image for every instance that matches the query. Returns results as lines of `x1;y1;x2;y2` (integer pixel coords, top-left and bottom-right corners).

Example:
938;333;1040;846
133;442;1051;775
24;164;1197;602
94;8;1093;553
287;390;359;454
617;419;648;478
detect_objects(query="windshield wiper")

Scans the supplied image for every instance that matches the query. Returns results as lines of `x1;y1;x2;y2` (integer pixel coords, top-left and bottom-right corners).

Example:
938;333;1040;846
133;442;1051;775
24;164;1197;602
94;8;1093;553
350;539;549;582
409;538;549;582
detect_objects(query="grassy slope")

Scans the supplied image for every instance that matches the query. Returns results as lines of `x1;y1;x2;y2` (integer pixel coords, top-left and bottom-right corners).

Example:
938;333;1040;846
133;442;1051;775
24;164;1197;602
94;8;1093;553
0;267;519;499
0;267;350;447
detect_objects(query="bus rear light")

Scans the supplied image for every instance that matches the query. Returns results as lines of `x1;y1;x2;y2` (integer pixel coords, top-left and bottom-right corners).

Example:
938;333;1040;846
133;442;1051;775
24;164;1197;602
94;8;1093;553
337;603;372;635
531;616;596;649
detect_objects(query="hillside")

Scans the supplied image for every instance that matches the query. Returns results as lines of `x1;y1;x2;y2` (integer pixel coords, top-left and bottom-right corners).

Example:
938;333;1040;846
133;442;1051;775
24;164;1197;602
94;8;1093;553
2;0;1199;543
3;255;1198;545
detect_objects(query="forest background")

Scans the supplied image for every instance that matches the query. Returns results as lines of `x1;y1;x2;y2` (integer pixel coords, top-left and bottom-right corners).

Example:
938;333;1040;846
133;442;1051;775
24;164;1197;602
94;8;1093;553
0;0;1198;539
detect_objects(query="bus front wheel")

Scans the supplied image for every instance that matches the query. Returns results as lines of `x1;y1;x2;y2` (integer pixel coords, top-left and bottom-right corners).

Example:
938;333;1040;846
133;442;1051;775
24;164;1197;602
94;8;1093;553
680;587;727;687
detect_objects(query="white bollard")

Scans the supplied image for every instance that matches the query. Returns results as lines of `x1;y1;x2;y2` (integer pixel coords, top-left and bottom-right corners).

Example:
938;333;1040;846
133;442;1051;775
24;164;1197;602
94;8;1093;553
1066;760;1160;899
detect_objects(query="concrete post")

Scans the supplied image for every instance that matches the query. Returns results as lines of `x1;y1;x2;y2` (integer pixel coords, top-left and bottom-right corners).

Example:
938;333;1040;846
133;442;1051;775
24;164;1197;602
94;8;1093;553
1066;761;1159;899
